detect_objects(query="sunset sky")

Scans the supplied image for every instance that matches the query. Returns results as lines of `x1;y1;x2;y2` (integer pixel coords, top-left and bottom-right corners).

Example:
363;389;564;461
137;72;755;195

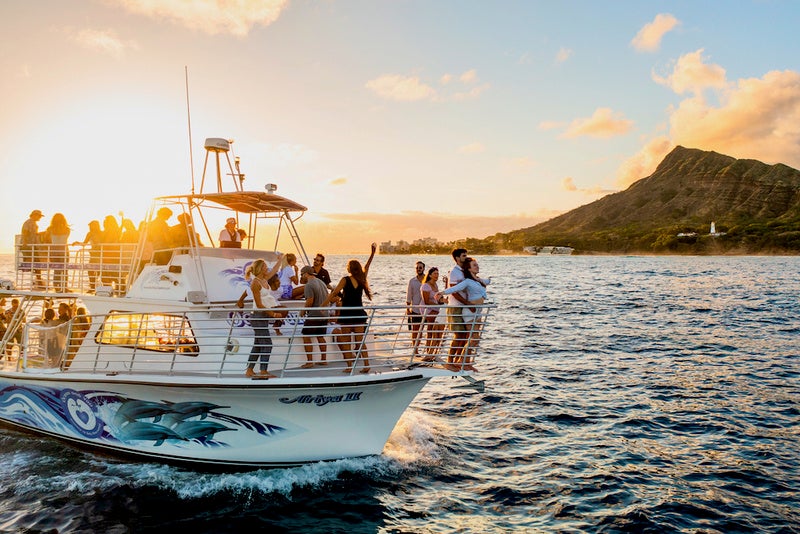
1;1;799;253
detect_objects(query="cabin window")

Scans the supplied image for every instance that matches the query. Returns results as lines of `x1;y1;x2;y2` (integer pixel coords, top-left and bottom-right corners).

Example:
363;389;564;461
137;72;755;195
96;312;199;355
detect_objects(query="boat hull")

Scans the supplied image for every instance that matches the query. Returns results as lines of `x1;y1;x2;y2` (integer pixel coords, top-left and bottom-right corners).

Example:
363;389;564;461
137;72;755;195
0;372;430;468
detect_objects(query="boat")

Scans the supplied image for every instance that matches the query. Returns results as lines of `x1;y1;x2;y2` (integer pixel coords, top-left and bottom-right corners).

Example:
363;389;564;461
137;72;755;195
0;137;492;468
537;246;574;255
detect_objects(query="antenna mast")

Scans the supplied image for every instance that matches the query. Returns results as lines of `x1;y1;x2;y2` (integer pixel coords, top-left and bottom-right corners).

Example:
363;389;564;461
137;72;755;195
185;66;196;195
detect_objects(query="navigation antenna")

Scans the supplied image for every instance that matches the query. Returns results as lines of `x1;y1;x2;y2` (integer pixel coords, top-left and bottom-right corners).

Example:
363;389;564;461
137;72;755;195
185;66;196;195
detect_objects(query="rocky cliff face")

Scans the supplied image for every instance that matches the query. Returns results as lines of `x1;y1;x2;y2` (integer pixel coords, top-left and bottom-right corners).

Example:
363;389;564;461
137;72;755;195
522;146;800;235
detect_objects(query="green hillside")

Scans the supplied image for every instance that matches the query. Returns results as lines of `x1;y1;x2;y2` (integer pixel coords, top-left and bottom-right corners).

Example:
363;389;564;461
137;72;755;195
486;146;800;254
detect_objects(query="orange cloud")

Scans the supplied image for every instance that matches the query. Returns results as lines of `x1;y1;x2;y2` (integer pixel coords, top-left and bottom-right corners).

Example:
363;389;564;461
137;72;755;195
538;120;564;131
329;177;348;186
458;142;485;154
631;13;680;52
501;157;536;172
368;69;487;102
669;69;800;167
555;47;573;64
618;60;800;187
653;49;727;95
563;176;618;195
365;75;437;101
109;0;288;36
70;28;137;58
562;108;634;139
616;136;674;188
460;69;478;83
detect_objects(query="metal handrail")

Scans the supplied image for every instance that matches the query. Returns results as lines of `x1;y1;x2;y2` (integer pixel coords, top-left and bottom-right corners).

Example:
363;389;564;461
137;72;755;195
0;302;495;378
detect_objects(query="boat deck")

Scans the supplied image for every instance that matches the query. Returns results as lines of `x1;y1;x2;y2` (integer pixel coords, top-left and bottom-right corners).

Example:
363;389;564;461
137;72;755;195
0;299;492;381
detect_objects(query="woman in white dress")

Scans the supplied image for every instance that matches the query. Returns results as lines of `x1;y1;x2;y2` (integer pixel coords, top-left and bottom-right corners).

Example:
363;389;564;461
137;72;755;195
419;267;446;360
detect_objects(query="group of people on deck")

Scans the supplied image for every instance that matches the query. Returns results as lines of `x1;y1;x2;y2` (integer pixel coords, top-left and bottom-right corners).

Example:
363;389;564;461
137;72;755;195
406;248;489;372
239;244;488;379
0;297;90;366
238;245;377;378
20;209;143;291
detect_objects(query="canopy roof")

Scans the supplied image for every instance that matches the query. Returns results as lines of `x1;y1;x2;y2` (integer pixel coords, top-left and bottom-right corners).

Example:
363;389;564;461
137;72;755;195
159;191;307;214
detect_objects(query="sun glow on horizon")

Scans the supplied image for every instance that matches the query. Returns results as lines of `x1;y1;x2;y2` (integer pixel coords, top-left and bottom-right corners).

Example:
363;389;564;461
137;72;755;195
1;2;799;253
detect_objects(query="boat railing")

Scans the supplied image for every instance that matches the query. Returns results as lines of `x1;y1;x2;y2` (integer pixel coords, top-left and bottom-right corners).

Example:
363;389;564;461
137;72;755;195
14;237;138;295
2;303;495;378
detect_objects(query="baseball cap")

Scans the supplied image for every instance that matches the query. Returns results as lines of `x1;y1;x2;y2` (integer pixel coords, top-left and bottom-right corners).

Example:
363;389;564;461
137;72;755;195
300;266;315;276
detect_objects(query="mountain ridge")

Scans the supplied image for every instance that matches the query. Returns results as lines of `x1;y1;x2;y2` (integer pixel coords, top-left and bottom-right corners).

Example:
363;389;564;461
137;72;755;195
488;146;800;254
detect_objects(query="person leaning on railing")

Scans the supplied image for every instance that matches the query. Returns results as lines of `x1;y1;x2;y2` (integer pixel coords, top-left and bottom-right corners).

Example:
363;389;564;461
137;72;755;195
435;256;490;372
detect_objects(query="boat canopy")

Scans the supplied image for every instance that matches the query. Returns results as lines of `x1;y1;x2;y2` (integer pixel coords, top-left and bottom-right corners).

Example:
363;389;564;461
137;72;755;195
160;191;307;214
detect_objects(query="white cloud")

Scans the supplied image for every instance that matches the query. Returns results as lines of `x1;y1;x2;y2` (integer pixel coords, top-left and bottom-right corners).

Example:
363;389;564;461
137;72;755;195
108;0;288;36
562;108;634;139
70;28;138;59
365;75;437;101
631;13;680;52
652;49;727;95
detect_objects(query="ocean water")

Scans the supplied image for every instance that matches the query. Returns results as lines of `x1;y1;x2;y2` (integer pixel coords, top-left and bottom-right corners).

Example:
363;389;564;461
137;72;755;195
0;254;798;533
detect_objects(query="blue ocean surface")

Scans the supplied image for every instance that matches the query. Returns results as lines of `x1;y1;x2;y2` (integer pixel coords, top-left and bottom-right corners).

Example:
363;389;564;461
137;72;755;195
0;254;798;533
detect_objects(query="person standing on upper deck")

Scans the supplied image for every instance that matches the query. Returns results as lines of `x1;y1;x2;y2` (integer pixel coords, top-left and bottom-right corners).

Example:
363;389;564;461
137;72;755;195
406;261;426;354
21;210;44;288
148;207;174;265
44;213;71;292
219;217;245;248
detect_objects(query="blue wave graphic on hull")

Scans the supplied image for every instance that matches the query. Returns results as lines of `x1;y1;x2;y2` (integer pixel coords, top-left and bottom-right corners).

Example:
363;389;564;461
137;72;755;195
0;383;288;449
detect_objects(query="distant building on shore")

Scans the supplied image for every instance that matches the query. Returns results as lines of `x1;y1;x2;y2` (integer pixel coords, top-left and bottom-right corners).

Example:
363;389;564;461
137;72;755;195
380;237;444;254
677;222;726;238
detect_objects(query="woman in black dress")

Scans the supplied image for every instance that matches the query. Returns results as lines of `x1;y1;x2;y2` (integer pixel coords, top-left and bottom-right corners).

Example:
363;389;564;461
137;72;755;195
323;243;376;373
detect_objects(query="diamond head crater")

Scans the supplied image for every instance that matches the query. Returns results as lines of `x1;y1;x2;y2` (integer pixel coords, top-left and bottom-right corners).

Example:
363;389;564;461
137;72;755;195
384;146;800;255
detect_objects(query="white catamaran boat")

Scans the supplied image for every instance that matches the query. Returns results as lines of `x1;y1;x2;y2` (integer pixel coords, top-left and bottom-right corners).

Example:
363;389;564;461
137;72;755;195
0;138;492;468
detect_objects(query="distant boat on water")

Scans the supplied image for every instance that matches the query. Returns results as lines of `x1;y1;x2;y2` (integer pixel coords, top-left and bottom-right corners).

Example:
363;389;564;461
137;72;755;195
531;246;574;255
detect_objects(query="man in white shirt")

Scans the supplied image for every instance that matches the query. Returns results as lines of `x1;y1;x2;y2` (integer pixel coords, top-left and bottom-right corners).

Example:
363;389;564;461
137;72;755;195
219;218;245;248
445;248;469;369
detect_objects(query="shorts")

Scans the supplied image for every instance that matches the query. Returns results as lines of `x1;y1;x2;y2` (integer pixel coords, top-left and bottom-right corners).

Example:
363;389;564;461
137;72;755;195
280;285;294;299
338;309;367;327
301;317;327;337
408;312;423;324
446;306;467;332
